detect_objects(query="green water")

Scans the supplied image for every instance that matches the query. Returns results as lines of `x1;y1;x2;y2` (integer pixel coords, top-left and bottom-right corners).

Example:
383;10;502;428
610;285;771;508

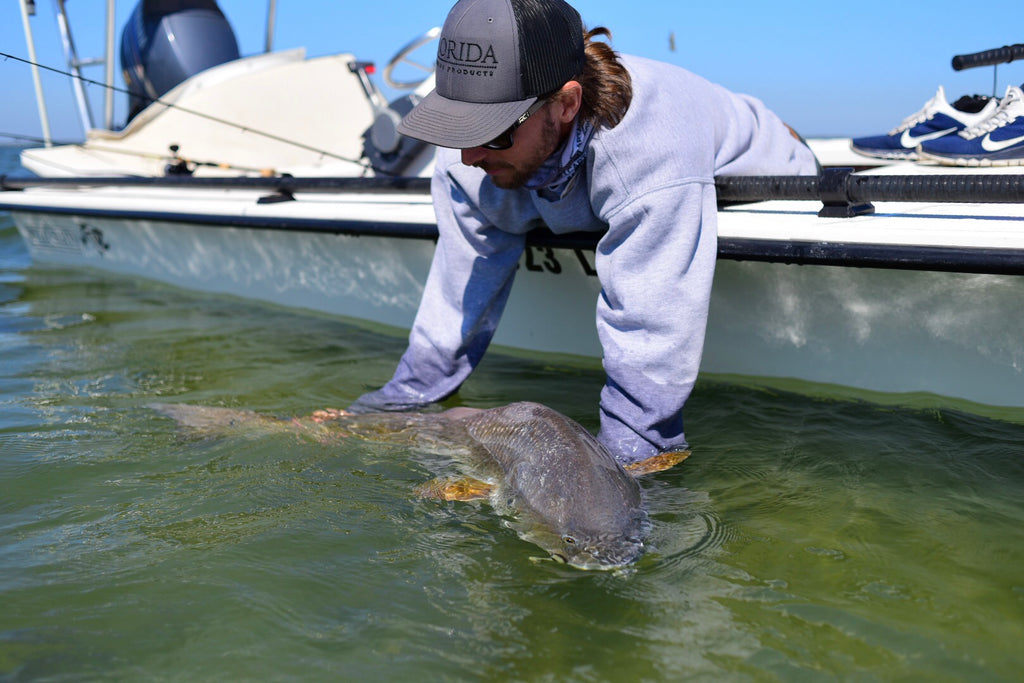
2;173;1024;680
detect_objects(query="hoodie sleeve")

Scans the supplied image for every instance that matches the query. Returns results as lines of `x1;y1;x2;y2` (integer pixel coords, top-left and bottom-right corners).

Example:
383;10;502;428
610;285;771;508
592;178;718;460
350;166;526;413
586;55;814;461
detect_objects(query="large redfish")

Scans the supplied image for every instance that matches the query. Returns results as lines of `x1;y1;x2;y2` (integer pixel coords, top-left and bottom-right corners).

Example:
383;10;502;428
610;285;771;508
152;401;687;570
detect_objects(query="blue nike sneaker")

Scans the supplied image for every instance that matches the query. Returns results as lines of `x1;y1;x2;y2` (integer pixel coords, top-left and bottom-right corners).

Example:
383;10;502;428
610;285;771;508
851;85;998;160
919;85;1024;166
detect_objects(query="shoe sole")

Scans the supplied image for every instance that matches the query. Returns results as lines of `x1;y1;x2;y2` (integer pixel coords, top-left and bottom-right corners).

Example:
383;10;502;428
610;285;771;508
850;146;918;161
918;150;1024;167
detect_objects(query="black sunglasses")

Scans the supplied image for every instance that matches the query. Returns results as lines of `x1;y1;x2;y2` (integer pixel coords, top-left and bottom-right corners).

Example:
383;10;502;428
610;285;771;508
480;97;550;150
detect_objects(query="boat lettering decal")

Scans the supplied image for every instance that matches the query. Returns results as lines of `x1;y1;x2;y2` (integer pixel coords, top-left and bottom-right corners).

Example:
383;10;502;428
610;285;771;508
524;246;562;274
79;223;110;256
22;223;81;253
521;246;598;278
573;249;598;277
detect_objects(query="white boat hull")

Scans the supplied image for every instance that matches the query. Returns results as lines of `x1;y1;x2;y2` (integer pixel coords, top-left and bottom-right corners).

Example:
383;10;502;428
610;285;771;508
9;197;1024;412
10;200;604;357
703;261;1024;408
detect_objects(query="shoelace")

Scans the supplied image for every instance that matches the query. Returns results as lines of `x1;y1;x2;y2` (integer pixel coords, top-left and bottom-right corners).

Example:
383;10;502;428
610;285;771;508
887;91;943;135
956;87;1023;140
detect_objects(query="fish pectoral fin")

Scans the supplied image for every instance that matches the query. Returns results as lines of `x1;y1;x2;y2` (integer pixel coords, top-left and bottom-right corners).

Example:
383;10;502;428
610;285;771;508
416;477;494;501
624;450;691;476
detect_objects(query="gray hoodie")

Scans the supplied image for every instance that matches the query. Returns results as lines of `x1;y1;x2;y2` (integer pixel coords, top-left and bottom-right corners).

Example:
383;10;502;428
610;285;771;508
353;54;818;463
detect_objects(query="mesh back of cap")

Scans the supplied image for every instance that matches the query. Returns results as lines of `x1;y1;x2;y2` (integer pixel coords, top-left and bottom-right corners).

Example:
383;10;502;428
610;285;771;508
512;0;585;97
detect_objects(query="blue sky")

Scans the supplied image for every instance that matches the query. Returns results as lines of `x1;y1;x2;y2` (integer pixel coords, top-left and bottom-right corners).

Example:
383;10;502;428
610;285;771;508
2;0;1023;143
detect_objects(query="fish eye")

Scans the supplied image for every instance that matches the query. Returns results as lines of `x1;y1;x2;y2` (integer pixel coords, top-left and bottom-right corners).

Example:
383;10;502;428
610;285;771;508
562;535;577;545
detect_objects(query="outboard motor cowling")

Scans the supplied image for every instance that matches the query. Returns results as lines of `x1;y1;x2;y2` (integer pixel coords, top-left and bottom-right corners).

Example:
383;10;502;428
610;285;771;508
362;94;430;176
120;0;240;123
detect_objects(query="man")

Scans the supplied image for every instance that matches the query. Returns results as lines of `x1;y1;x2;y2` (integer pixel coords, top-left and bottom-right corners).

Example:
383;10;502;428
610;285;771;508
351;0;818;465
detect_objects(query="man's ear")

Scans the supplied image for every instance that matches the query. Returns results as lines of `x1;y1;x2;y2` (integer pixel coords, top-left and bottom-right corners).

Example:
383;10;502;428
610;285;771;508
554;81;583;123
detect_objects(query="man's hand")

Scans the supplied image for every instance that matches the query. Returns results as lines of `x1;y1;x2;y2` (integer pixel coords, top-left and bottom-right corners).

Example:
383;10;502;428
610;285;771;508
310;408;351;423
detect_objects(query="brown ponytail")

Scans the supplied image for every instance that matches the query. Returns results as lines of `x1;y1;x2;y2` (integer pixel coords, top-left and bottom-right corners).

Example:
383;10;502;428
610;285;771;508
576;27;632;130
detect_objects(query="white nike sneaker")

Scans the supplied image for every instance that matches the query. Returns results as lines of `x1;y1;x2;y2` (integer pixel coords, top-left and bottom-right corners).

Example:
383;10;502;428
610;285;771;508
918;84;1024;166
851;85;999;160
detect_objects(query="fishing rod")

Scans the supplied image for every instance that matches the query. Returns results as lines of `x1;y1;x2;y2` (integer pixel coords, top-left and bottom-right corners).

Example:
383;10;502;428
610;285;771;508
0;50;371;171
0;132;322;178
79;142;280;176
952;44;1024;71
0;131;78;146
949;43;1024;97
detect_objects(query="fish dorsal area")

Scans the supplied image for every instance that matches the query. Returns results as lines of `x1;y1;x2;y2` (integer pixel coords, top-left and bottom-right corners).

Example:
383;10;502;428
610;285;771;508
460;402;643;518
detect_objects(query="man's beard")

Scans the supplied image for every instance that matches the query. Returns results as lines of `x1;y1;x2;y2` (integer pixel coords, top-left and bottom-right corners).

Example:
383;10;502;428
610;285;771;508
476;115;563;190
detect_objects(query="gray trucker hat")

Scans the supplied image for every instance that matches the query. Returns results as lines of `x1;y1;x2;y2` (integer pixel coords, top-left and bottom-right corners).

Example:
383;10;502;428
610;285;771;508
396;0;585;149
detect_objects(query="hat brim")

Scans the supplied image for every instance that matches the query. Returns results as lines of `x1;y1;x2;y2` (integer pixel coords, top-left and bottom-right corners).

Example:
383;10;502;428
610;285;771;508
397;89;538;149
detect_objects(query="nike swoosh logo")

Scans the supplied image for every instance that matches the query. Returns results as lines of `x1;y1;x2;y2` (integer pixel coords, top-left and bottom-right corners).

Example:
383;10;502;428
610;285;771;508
981;131;1024;152
900;127;957;148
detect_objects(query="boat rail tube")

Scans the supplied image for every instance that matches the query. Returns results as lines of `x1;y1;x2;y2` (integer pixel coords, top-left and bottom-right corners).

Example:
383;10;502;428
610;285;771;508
4;168;1023;205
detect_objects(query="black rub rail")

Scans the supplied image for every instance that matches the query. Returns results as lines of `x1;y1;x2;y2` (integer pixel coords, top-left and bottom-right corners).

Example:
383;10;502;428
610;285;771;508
2;169;1024;218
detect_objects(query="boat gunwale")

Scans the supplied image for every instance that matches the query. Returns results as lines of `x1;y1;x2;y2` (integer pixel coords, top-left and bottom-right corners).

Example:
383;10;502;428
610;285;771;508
5;199;1024;274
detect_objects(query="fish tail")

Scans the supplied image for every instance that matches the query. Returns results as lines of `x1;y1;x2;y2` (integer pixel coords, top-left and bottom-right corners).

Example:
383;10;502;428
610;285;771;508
151;403;355;444
150;403;290;437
